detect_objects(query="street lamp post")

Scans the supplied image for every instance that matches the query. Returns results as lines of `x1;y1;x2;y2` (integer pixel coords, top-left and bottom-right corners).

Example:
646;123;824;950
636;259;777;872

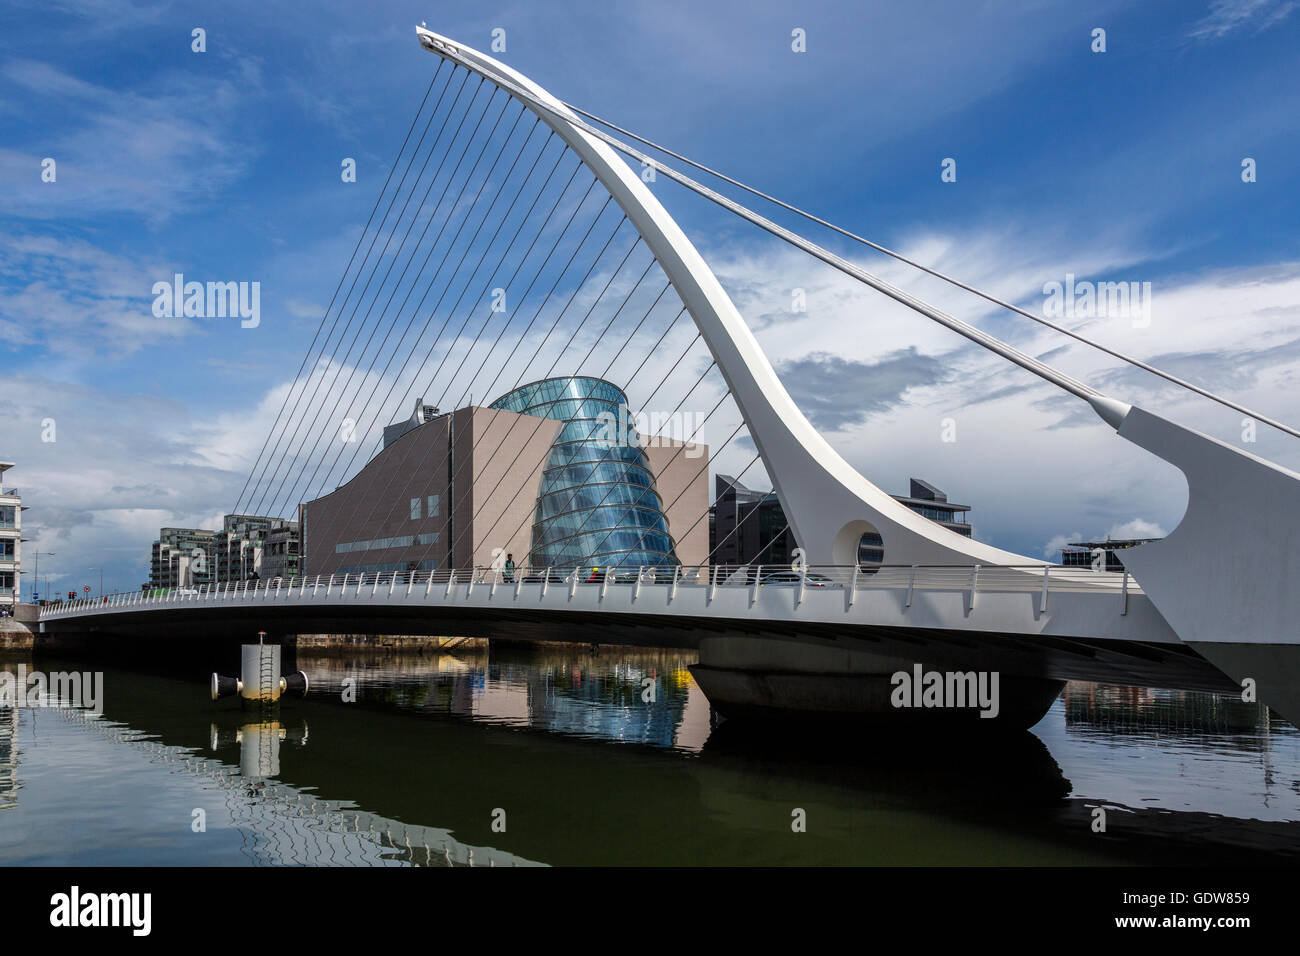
88;566;104;600
31;551;55;603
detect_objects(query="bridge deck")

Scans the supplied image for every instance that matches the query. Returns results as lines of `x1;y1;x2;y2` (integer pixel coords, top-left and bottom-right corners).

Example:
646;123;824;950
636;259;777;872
41;564;1162;640
37;566;1237;699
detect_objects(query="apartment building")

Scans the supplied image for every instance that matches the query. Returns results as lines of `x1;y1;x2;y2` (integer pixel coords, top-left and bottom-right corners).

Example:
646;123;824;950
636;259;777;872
0;463;21;609
148;514;301;589
149;527;217;590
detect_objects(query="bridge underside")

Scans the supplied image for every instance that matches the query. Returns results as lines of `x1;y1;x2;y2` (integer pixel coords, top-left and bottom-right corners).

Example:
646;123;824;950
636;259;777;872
38;603;1238;700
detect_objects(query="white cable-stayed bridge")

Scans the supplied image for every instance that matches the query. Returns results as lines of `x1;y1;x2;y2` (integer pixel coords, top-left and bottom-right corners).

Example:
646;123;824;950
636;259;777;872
38;27;1300;730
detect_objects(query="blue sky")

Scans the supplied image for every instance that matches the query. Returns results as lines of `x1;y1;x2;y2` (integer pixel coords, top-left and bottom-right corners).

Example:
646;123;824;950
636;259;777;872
2;0;1298;594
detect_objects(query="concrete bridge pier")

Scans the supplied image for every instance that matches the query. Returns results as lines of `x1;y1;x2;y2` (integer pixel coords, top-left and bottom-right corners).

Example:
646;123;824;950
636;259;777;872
690;634;1065;731
241;641;283;704
210;636;308;708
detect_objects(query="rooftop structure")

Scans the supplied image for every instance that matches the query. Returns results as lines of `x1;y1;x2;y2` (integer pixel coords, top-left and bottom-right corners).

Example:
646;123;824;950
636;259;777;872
1061;537;1162;573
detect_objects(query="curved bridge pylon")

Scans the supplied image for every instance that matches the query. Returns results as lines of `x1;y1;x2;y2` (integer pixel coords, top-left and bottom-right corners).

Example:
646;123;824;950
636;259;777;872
414;26;1300;721
414;26;1038;571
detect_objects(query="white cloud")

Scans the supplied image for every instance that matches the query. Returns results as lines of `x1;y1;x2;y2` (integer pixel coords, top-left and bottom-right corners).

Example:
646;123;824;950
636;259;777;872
702;229;1300;558
1105;518;1167;541
1042;532;1083;560
285;299;327;319
0;232;194;357
1188;0;1299;39
0;58;257;223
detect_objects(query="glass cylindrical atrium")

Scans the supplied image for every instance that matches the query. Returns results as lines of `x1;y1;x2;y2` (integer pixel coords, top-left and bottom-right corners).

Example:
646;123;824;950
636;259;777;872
490;376;680;571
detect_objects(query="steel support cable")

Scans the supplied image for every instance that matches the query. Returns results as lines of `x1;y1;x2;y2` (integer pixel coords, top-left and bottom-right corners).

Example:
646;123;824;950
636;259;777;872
598;410;745;569
569;102;1300;439
232;63;453;514
304;134;570;523
278;98;529;512
299;157;593;558
542;383;731;570
594;304;690;383
550;259;666;380
423;256;671;570
410;212;636;499
317;178;613;553
357;160;590;469
578;384;735;567
427;54;1098;399
481;343;715;569
743;521;792;566
297;119;551;506
271;94;525;517
244;68;481;517
356;198;632;562
688;453;766;565
242;76;476;520
331;137;571;486
375;184;614;509
252;91;497;526
483;322;700;569
230;63;445;515
427;232;645;485
451;237;649;433
281;103;537;512
430;263;668;561
251;78;501;518
430;212;633;440
482;303;696;556
412;186;610;421
409;257;671;574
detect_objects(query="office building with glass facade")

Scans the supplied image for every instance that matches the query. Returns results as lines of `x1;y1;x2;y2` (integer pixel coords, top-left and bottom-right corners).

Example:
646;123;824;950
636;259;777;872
489;377;680;570
301;380;709;576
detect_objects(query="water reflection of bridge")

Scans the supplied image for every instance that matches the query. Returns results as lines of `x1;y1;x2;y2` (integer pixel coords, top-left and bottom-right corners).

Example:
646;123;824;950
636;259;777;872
0;707;17;812
300;645;711;751
50;708;542;867
1064;682;1272;736
6;654;1300;864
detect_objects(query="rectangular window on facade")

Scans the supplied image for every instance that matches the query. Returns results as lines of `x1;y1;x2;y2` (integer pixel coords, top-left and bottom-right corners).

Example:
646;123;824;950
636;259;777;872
427;495;440;517
335;536;417;554
410;497;422;520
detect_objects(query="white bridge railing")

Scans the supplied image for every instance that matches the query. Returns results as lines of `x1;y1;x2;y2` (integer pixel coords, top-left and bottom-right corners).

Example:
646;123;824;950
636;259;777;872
38;563;1141;620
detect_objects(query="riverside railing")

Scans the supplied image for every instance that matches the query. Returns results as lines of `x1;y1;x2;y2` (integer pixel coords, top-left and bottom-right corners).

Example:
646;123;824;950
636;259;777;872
38;563;1142;620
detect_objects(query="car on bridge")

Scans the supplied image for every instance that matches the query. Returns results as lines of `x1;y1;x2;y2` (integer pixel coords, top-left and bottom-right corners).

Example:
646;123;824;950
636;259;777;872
758;569;842;588
520;571;569;584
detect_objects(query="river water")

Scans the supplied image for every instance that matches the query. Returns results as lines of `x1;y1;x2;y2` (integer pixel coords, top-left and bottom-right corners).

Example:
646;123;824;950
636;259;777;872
1;643;1297;866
